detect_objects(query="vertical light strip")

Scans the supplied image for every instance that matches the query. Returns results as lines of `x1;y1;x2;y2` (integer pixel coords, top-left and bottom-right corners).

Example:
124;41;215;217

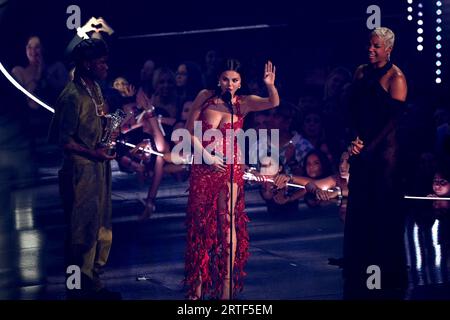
417;2;425;51
407;0;414;21
413;223;423;272
435;0;443;83
432;219;443;283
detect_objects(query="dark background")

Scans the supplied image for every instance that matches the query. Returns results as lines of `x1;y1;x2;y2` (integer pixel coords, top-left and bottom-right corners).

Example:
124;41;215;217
0;0;448;103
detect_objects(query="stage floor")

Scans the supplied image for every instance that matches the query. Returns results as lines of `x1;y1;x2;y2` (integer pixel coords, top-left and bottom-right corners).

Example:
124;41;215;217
0;146;449;300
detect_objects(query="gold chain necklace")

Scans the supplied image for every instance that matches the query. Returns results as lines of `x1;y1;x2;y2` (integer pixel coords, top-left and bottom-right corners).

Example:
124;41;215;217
80;78;106;117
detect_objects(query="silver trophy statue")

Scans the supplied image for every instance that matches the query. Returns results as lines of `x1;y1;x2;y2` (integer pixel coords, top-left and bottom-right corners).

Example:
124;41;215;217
99;109;127;156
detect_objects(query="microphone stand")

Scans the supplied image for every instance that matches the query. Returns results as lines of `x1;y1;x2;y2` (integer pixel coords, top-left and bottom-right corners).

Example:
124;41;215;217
225;95;234;300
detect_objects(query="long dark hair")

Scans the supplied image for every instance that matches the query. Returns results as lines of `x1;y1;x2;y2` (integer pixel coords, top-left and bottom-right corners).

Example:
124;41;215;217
303;149;333;179
213;58;246;97
178;61;203;101
200;58;246;108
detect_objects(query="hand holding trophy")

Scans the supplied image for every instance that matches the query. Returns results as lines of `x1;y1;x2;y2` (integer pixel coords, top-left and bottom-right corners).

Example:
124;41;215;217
98;109;127;157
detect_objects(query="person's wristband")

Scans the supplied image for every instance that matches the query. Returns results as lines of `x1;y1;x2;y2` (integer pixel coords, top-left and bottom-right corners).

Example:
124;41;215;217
336;186;343;199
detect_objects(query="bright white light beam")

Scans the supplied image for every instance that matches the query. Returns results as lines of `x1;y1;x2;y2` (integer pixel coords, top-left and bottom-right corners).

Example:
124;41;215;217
405;195;450;201
119;24;285;40
0;62;55;113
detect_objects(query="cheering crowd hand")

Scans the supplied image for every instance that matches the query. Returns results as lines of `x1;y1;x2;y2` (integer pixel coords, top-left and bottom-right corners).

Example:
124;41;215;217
273;174;290;189
79;17;115;36
315;189;331;201
79;17;99;34
96;17;115;35
263;61;276;86
348;136;364;156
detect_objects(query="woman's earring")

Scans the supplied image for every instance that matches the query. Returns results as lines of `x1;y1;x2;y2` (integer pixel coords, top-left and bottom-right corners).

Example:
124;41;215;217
217;82;220;87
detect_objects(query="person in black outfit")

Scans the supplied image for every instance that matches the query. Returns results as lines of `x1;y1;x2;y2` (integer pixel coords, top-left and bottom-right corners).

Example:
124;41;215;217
344;27;408;299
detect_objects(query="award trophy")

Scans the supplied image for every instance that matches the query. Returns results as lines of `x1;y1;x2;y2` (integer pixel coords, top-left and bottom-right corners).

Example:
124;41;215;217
99;109;127;156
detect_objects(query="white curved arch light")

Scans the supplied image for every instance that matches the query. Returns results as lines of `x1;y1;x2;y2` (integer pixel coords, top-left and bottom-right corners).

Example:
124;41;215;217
0;62;55;113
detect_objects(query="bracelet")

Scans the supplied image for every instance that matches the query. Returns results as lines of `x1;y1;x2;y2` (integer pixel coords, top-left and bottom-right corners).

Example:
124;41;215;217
335;186;343;199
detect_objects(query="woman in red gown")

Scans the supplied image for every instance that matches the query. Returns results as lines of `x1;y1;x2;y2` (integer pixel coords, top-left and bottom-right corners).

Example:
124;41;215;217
184;59;280;299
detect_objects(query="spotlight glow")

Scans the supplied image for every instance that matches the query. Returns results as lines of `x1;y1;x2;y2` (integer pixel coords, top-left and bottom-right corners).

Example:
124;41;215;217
418;28;424;34
417;36;424;43
436;78;442;84
418;19;424;25
417;44;424;51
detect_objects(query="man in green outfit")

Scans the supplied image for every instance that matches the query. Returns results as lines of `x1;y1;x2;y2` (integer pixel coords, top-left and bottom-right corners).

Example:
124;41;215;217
49;38;120;299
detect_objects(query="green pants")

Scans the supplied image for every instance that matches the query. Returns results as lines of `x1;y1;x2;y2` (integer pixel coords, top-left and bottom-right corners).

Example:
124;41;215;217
59;156;112;289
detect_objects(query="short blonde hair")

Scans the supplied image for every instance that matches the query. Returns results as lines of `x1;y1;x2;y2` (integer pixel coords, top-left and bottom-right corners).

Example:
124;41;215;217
371;27;395;49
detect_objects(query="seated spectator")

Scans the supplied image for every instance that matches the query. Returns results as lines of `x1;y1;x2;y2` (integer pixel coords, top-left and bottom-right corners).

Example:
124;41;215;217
300;108;334;166
113;76;136;98
12;35;68;150
429;163;450;212
266;102;314;176
111;76;137;113
175;61;203;108
163;101;193;181
117;99;169;220
257;156;300;215
140;59;156;97
272;150;349;208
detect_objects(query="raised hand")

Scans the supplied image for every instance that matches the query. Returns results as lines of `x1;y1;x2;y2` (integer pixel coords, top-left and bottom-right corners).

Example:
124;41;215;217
81;17;99;34
96;17;114;35
263;60;276;86
124;84;136;97
348;136;364;156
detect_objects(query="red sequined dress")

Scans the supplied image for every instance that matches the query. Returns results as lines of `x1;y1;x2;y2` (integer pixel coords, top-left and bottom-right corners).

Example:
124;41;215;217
184;95;250;299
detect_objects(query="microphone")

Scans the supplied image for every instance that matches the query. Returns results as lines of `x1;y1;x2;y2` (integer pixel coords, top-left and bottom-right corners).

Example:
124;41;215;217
221;91;233;113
